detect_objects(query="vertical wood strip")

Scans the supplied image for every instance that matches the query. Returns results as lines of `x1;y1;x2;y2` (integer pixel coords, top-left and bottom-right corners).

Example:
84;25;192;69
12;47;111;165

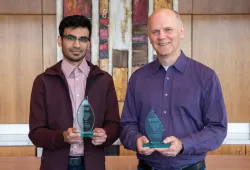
172;0;178;11
43;15;57;70
56;0;63;61
108;0;116;75
91;0;99;65
148;0;154;63
128;0;133;78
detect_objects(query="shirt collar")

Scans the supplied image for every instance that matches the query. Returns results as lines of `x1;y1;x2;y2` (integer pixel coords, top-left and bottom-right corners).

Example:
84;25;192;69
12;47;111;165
173;51;187;73
61;58;89;78
151;50;187;74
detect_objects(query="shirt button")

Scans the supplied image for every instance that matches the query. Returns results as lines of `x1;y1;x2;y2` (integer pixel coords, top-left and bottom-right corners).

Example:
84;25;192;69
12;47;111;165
165;93;168;96
164;111;167;114
76;94;79;97
167;77;169;80
76;78;78;81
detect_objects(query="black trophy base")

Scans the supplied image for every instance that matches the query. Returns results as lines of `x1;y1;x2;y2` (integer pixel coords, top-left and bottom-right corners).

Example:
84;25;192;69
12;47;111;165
143;142;171;148
79;131;94;137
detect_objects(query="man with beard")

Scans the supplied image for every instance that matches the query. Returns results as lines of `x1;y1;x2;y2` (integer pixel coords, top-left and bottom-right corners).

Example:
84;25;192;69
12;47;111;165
120;9;227;170
29;15;120;170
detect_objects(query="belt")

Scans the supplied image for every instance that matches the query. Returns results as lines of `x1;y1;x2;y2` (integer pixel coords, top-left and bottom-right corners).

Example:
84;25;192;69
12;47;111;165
138;160;205;170
68;156;84;166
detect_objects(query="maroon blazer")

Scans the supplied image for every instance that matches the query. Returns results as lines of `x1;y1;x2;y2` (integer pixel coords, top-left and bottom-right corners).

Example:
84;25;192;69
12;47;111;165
29;60;120;170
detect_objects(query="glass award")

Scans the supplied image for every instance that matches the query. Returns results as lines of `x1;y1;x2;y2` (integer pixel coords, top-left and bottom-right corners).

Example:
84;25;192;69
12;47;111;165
143;109;171;148
76;96;95;137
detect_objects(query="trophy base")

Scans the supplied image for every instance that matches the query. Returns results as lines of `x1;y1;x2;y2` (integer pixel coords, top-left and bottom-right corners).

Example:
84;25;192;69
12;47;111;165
143;142;170;148
79;131;94;137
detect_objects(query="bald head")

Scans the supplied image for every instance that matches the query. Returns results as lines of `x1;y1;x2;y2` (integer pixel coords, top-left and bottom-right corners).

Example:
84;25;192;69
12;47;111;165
147;8;184;61
149;9;182;27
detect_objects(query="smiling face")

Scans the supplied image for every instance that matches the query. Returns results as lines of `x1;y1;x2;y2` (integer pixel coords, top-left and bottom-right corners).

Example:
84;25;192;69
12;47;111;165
58;27;90;66
148;9;184;59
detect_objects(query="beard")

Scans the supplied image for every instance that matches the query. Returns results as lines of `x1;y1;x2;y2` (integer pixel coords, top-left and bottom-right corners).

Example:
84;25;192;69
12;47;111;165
62;47;87;63
64;54;85;62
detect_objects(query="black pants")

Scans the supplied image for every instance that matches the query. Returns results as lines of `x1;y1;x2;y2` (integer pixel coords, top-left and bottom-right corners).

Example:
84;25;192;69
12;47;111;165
137;160;206;170
68;156;85;170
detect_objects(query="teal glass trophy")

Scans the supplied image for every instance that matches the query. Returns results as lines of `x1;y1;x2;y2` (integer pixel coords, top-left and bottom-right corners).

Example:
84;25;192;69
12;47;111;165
143;109;171;148
77;97;95;137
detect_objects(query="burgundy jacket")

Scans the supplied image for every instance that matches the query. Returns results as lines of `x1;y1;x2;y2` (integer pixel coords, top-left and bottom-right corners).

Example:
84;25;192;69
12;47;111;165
29;60;120;170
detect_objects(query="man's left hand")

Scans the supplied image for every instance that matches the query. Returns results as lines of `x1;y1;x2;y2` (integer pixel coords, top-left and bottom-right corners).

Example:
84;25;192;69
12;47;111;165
155;136;183;157
91;128;107;145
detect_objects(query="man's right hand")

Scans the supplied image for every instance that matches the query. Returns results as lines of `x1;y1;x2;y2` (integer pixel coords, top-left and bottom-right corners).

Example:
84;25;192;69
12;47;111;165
136;136;155;155
62;128;83;144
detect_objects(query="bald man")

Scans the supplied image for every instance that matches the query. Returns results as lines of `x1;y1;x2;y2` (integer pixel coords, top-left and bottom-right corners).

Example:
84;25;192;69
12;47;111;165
120;9;227;170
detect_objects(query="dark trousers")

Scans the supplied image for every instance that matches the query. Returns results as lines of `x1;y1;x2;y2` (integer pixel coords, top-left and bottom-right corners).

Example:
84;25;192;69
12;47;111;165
68;156;85;170
137;160;206;170
138;167;206;170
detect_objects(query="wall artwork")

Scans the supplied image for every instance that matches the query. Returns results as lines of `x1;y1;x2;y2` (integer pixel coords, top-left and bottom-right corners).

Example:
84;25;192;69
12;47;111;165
63;0;174;116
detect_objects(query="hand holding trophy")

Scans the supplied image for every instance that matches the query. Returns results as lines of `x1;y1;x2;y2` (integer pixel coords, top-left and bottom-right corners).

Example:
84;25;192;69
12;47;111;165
143;109;171;148
77;96;95;137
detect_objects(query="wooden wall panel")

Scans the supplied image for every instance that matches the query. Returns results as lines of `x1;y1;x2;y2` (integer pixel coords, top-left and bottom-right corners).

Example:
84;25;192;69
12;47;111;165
43;0;56;14
43;15;57;70
0;15;43;123
193;0;250;14
2;156;250;170
0;146;36;156
180;15;191;58
193;15;250;122
0;0;41;14
178;0;192;14
207;145;246;155
246;145;250;155
119;145;136;156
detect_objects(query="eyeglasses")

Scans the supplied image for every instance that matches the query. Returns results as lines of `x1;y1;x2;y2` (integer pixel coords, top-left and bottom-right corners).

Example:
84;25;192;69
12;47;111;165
62;34;90;44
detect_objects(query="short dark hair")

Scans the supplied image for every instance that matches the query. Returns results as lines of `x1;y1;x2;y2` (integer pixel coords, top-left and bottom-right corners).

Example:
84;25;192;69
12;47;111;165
59;15;92;39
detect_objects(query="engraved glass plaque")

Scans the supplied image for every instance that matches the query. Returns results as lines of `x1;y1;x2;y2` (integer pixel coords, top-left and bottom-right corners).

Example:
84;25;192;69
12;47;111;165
143;109;171;148
77;96;95;137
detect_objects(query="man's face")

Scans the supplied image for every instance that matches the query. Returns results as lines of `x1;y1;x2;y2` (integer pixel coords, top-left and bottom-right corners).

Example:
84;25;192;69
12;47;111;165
148;12;184;58
58;27;90;64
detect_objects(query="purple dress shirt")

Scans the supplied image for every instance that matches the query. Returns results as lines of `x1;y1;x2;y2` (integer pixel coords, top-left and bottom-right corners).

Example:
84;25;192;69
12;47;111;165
120;51;227;169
